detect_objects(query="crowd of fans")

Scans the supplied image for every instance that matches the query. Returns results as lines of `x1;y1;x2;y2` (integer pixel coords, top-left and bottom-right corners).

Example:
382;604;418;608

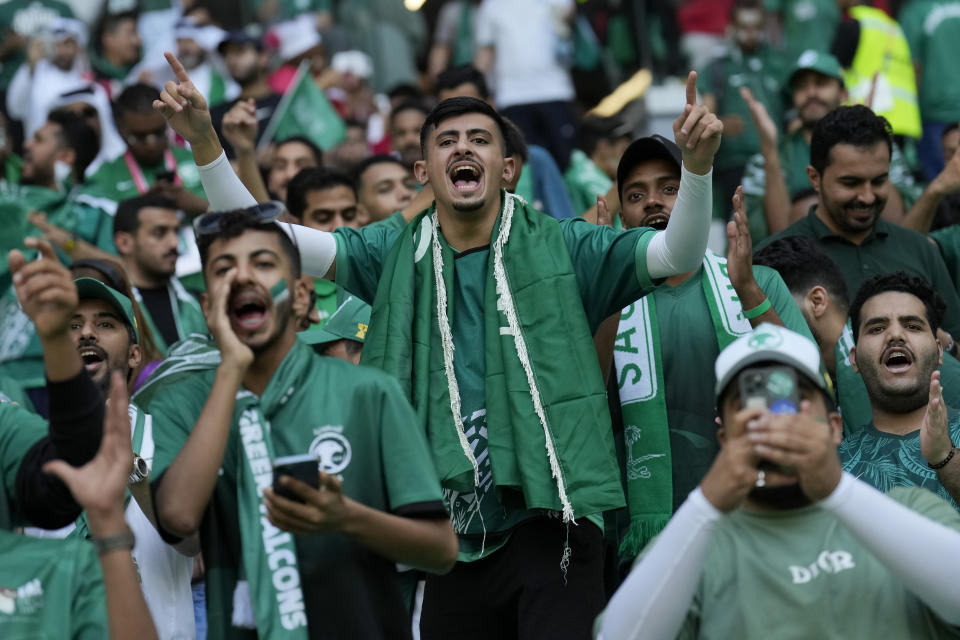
1;0;960;638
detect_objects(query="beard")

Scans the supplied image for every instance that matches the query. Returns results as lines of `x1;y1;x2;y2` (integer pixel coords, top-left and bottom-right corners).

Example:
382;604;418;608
748;481;811;509
452;197;486;213
857;345;939;414
248;298;293;355
137;252;178;282
823;192;885;233
93;364;131;398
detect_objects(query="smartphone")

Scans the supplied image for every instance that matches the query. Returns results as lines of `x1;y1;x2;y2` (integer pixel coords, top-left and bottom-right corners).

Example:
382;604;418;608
272;454;320;503
155;170;177;183
739;365;799;475
738;365;800;414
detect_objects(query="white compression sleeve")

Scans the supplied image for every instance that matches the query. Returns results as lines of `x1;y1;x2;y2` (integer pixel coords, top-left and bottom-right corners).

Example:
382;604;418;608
599;488;722;640
644;165;713;279
196;151;337;278
819;472;960;625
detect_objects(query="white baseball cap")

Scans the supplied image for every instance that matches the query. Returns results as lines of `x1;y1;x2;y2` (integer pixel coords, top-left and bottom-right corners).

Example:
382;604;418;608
714;323;826;398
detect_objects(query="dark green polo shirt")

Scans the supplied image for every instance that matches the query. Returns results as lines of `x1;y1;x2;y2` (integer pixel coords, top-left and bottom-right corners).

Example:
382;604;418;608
756;209;960;336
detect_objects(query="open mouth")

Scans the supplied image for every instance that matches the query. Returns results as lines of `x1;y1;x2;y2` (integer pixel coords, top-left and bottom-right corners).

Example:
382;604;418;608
642;213;670;230
229;290;269;332
882;346;914;373
448;161;483;195
78;345;107;374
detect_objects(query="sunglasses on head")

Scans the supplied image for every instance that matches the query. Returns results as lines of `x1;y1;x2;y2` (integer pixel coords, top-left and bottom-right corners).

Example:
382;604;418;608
192;201;288;237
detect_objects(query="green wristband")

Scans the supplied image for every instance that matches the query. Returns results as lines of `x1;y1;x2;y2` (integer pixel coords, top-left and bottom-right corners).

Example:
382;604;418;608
743;298;772;319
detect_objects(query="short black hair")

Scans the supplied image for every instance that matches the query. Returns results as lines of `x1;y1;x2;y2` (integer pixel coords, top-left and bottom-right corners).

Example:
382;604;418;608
944;122;960;139
113;83;161;120
47;107;100;183
286;167;356;219
94;10;138;52
419;96;508;158
576;116;630;156
197;209;302;280
501;117;529;163
390;100;430;129
849;272;945;342
435;65;489;100
352;154;408;189
809;105;892;174
320;338;363;357
276;136;323;166
114;194;178;237
753;236;849;309
388;83;425;104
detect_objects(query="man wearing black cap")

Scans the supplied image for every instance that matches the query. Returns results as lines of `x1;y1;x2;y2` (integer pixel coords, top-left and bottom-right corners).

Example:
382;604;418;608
210;31;280;158
608;133;813;572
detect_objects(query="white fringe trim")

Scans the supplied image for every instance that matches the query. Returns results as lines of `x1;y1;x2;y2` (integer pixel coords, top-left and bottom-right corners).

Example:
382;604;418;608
490;194;575;523
431;210;480;486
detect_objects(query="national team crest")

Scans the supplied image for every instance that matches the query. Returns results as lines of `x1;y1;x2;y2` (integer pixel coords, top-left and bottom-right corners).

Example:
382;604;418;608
309;426;352;475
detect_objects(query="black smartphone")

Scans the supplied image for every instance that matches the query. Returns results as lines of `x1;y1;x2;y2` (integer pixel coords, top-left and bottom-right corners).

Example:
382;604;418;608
272;454;320;503
155;170;177;183
738;365;800;415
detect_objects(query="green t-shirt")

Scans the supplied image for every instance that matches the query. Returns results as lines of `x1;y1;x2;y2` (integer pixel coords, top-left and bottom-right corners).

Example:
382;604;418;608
900;0;960;123
563;149;613;217
333;212;660;559
0;398;47;531
698;45;785;171
839;414;960;510
641;264;815;512
0;0;73;90
81;146;205;206
0;529;107;638
756;210;960;337
672;486;960;639
931;225;960;287
764;0;840;64
147;340;444;639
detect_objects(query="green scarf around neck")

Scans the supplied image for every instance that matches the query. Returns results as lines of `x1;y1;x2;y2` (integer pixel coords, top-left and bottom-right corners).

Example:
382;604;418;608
613;251;751;560
362;192;625;520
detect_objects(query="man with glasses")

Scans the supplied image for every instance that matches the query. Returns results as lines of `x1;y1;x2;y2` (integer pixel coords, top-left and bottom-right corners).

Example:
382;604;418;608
82;83;208;217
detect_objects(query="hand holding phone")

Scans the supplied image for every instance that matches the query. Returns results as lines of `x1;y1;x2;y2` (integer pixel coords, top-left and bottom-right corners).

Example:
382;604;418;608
272;454;320;503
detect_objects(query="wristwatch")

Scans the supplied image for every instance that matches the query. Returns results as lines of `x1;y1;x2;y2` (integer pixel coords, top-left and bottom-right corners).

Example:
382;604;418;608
128;454;149;484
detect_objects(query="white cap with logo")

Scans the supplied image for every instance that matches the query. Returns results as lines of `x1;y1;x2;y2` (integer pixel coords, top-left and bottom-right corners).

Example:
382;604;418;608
714;323;826;398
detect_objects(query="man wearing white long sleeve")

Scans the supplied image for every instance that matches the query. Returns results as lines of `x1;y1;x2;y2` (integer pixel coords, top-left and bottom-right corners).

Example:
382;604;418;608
599;323;960;640
153;52;720;640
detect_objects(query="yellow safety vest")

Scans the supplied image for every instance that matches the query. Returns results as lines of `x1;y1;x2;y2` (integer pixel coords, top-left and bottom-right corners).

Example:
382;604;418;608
843;5;922;138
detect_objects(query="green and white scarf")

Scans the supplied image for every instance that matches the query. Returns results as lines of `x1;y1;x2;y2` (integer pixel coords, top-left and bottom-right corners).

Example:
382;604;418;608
234;387;309;639
613;251;750;559
363;192;625;521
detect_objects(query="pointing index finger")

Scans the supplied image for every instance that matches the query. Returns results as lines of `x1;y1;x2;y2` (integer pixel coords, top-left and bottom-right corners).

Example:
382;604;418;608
164;51;190;83
686;71;698;106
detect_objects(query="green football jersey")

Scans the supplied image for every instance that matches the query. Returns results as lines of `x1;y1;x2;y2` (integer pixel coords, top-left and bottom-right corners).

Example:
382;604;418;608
0;529;107;639
0;392;50;531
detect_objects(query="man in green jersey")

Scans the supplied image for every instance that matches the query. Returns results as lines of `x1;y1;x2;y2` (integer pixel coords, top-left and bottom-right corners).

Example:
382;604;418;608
83;83;207;217
563;116;631;217
839;273;960;508
147;208;458;639
114;193;207;354
609;134;814;567
152;48;720;638
765;0;840;64
699;0;785;220
755;105;960;337
0;109;115;398
598;323;960;639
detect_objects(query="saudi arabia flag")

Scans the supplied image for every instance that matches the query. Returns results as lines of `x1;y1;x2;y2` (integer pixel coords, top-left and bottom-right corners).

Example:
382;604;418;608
258;61;346;153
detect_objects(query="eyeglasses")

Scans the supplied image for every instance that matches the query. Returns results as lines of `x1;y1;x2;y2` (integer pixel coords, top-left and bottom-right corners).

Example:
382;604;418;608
192;201;288;237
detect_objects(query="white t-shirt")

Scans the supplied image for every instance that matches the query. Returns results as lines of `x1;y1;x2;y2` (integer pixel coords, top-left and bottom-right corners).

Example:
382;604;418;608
475;0;575;108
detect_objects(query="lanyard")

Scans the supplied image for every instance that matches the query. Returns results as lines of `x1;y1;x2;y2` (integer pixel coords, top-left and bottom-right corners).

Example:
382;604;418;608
123;149;182;194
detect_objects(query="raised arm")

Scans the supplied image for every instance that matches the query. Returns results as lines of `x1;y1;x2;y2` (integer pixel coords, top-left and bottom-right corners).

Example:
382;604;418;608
152;52;338;279
727;186;786;327
741;87;794;233
645;72;720;279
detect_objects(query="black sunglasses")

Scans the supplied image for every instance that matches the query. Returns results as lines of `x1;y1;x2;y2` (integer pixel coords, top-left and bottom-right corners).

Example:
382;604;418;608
193;201;287;237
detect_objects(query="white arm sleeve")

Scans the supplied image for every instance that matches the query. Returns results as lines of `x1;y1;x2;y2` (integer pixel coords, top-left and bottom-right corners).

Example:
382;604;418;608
819;472;960;625
196;151;337;278
645;165;713;279
599;488;722;640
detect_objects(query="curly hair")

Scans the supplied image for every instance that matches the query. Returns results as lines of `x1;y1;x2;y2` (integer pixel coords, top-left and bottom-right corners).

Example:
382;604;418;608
809;105;892;174
848;272;945;342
